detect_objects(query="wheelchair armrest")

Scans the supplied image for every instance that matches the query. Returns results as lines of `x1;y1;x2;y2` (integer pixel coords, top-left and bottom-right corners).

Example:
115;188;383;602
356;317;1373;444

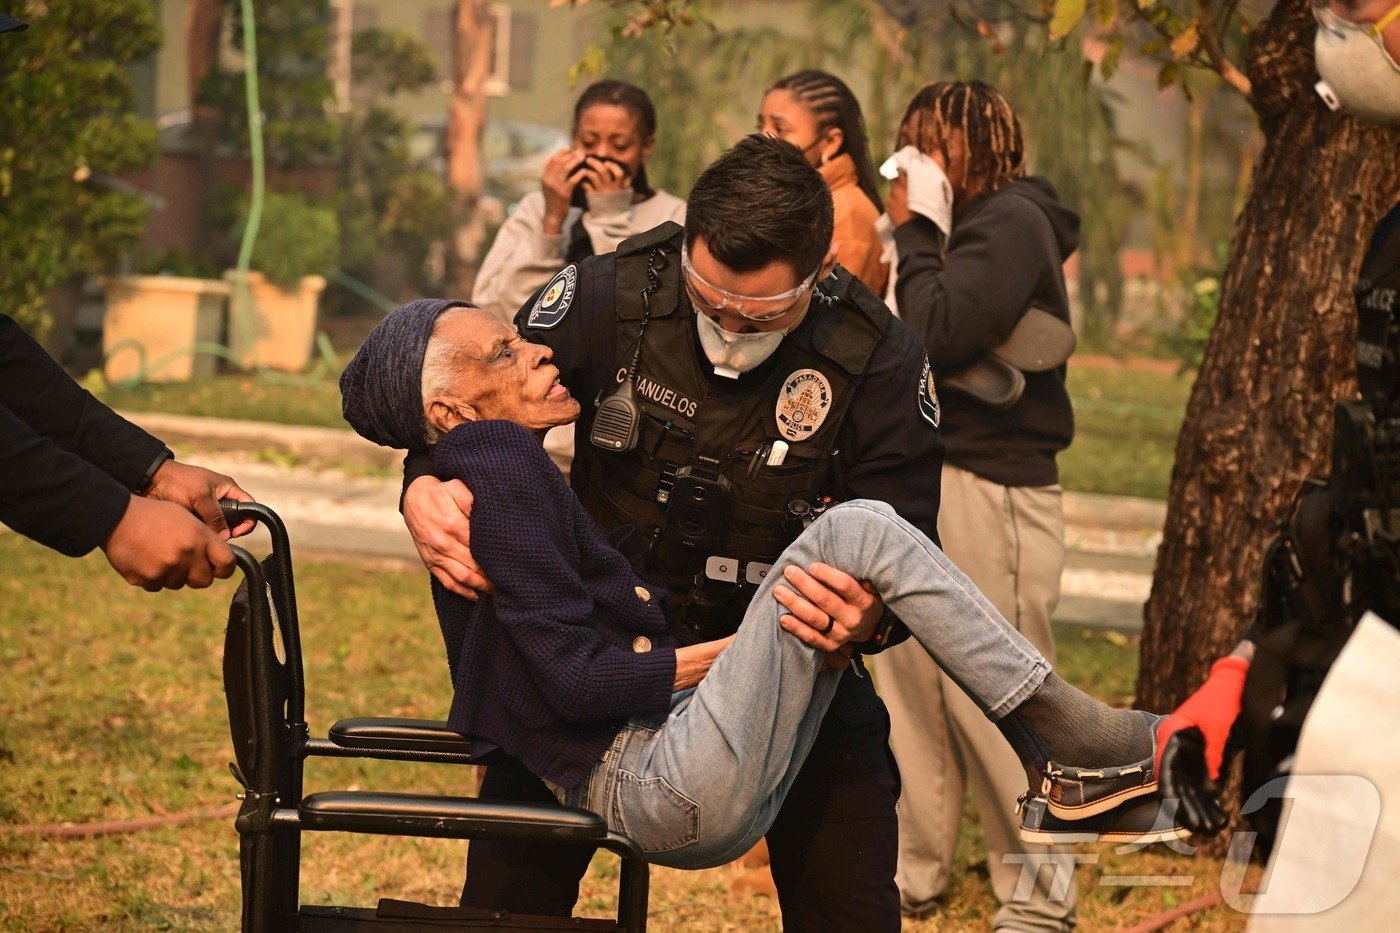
294;791;606;842
328;717;478;755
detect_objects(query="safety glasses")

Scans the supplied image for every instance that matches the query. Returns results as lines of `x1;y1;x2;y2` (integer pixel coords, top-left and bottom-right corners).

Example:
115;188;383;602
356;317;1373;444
1313;0;1400;70
680;245;819;323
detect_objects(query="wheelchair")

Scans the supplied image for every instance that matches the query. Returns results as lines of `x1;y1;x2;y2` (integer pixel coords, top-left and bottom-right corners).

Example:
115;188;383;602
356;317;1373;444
220;501;649;931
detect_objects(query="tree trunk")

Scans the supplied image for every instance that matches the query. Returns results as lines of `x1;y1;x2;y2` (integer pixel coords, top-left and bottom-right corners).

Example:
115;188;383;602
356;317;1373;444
445;0;492;298
1138;0;1400;706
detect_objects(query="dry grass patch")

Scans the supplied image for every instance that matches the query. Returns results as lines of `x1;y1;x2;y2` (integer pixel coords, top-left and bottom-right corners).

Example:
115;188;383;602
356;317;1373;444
0;535;1248;930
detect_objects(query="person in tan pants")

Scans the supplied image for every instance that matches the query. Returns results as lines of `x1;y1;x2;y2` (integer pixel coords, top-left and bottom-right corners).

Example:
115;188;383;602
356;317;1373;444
873;469;1075;928
873;81;1081;930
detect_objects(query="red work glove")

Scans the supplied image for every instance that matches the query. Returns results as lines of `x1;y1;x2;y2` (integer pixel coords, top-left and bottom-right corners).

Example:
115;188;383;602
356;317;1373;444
1156;654;1250;837
1155;654;1250;780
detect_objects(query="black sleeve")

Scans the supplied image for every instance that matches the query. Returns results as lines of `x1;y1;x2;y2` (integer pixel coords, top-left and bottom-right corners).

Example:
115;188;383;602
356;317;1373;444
402;448;434;496
838;324;944;545
514;253;618;414
0;399;133;556
838;323;945;653
893;205;1046;372
0;314;165;488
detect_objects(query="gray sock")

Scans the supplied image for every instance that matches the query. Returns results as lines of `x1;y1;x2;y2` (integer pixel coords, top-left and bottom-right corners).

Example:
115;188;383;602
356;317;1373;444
996;673;1158;783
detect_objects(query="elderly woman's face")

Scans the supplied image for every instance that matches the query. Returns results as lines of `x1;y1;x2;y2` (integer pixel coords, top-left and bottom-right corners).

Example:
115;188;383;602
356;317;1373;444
427;308;580;435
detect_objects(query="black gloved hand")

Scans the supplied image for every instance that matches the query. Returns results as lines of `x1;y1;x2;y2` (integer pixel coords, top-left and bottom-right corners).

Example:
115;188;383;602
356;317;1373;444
1160;727;1231;837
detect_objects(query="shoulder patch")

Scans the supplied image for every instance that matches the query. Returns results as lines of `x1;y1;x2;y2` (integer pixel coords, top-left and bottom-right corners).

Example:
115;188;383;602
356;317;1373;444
527;265;577;330
918;355;940;429
775;368;834;442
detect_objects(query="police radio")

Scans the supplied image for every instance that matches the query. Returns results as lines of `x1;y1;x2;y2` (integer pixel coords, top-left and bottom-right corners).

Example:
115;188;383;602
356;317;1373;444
590;379;641;451
591;248;665;454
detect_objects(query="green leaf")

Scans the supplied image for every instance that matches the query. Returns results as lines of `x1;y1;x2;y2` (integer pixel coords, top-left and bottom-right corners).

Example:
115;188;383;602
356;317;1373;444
1101;34;1124;80
1157;60;1181;89
1095;0;1119;27
567;43;608;87
1049;0;1087;40
1142;36;1168;55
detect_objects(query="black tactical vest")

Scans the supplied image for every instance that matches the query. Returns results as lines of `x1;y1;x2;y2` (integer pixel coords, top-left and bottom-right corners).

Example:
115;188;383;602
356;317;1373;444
574;222;891;642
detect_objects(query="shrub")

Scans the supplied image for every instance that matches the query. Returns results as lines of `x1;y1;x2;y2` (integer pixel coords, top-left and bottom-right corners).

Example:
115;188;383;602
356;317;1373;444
242;191;340;287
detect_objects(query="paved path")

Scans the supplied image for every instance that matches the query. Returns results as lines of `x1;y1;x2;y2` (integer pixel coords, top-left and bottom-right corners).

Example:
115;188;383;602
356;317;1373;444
184;453;1161;634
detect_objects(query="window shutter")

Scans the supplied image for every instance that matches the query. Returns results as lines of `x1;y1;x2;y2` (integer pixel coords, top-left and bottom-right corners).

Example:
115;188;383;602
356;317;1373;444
508;12;535;92
424;9;452;80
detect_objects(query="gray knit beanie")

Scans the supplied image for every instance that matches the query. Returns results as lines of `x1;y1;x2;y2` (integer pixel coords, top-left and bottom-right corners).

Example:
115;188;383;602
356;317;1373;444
340;298;472;451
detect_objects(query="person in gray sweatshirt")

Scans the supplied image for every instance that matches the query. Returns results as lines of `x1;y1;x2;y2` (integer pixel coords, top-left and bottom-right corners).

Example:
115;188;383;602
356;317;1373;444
472;80;686;322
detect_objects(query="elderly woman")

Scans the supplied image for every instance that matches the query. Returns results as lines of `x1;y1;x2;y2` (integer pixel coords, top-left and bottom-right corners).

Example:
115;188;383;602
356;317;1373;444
339;300;1180;867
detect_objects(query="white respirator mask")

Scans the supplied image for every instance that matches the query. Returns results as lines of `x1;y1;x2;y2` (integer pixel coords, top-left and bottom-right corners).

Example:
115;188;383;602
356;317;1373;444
694;312;791;376
1313;0;1400;125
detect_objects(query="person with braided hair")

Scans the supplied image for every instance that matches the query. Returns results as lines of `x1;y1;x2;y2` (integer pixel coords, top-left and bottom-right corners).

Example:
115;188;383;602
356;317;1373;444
758;70;889;295
869;81;1084;929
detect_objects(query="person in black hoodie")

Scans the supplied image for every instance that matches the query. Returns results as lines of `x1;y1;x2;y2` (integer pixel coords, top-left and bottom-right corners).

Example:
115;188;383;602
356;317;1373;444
869;81;1083;930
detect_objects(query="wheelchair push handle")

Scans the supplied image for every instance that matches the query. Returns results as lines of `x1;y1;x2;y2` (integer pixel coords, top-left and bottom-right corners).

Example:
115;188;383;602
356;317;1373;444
220;497;257;529
218;498;294;573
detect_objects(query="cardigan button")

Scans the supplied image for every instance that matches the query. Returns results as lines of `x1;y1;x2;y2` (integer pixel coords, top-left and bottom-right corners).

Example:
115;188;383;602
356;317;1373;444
634;585;651;601
631;636;652;653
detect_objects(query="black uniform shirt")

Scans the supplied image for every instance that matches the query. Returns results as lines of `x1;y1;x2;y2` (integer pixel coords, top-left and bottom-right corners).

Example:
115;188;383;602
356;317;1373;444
0;313;166;556
516;251;945;548
1356;202;1400;415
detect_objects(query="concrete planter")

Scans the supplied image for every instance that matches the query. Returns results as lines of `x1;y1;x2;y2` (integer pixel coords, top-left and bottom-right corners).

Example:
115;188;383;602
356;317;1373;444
225;271;327;373
102;275;231;383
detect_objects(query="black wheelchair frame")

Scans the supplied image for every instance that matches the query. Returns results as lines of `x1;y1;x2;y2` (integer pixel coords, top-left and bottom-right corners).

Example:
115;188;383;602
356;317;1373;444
221;501;649;931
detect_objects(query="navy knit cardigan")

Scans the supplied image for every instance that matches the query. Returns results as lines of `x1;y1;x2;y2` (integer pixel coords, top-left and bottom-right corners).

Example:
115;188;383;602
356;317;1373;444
431;420;678;788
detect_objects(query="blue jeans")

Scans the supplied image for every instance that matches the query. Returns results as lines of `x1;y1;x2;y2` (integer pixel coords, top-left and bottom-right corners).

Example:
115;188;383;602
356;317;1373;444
558;499;1051;869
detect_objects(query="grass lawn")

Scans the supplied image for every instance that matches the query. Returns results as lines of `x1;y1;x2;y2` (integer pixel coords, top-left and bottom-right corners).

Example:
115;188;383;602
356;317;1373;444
0;535;1251;930
95;373;350;431
95;360;1195;501
1060;365;1194;501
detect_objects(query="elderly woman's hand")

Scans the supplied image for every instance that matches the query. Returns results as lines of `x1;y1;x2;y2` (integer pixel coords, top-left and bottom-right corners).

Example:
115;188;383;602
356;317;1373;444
774;562;883;654
403;475;493;600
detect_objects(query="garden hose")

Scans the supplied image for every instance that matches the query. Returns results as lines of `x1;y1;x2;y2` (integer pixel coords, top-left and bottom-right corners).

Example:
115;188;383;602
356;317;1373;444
100;0;368;392
228;0;265;369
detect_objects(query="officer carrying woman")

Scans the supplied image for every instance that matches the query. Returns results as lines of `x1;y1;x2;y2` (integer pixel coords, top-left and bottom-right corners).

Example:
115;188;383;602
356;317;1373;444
402;133;944;931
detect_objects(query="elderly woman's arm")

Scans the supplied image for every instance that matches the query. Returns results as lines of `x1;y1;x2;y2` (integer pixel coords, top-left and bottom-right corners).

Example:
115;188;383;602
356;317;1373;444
675;636;734;690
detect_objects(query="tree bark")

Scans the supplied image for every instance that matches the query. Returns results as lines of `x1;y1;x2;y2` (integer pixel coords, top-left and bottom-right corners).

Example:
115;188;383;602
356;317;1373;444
445;0;492;298
1138;0;1400;706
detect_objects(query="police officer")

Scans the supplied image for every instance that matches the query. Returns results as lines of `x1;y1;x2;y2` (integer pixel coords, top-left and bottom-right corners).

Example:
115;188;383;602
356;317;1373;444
404;134;944;931
1158;0;1400;902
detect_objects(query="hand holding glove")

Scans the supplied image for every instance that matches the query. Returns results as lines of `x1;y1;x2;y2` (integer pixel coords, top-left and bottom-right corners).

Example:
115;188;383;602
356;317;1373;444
1157;653;1251;836
880;145;954;237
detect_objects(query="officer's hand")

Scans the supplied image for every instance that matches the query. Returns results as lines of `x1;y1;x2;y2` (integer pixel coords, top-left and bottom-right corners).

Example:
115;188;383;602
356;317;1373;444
774;561;883;653
886;172;912;228
540;146;583;235
101;495;236;591
402;475;492;600
146;459;256;538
